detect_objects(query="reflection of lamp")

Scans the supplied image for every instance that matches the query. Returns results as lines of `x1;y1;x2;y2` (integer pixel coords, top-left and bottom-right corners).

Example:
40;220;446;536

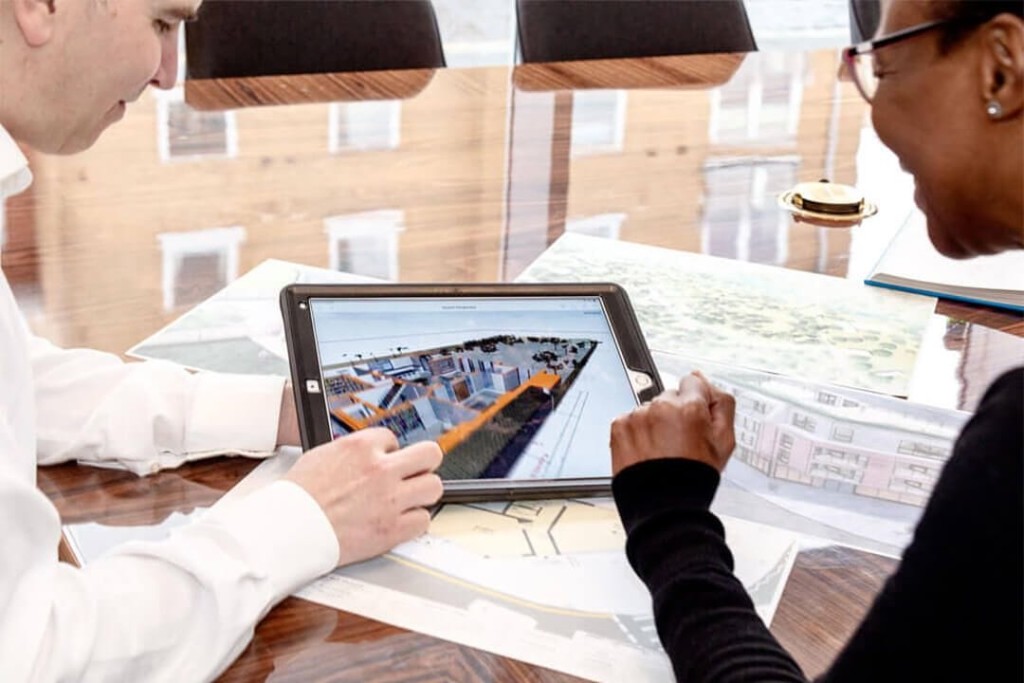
513;52;748;92
779;179;879;229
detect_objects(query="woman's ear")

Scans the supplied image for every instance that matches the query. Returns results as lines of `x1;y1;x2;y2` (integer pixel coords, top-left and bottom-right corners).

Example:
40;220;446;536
979;16;1024;120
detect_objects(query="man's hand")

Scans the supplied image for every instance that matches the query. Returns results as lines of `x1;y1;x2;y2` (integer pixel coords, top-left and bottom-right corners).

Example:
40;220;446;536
610;371;737;476
284;428;444;566
276;382;301;448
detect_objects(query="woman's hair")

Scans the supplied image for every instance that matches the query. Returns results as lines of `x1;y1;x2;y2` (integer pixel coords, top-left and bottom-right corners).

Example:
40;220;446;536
932;1;1024;49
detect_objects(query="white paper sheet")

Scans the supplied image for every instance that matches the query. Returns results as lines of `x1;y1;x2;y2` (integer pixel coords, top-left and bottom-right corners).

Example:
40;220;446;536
225;452;801;683
655;353;969;557
127;259;381;374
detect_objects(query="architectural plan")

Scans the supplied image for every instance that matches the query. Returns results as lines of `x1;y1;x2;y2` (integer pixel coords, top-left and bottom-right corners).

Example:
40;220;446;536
222;451;801;683
655;352;970;555
516;233;937;396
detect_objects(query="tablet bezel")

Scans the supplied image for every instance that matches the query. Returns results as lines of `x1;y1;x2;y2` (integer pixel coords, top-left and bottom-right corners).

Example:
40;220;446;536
280;283;662;502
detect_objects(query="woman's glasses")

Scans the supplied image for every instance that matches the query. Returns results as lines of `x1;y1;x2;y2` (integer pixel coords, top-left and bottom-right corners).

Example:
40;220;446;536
842;18;953;103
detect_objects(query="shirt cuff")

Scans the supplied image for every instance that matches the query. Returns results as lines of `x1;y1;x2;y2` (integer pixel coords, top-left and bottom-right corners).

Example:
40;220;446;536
612;459;722;535
185;373;286;455
206;479;339;600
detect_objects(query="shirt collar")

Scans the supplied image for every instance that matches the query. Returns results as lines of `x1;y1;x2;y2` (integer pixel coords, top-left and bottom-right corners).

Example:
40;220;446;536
0;123;34;200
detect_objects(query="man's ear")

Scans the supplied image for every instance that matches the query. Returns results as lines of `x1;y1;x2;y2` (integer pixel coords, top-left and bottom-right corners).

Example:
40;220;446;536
9;0;57;47
980;15;1024;120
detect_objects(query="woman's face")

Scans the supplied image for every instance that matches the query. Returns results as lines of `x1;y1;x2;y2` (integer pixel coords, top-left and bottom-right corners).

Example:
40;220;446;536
870;1;1022;258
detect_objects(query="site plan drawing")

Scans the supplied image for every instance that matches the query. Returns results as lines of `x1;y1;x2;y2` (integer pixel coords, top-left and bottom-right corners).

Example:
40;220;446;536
516;233;937;396
63;470;797;683
224;452;800;683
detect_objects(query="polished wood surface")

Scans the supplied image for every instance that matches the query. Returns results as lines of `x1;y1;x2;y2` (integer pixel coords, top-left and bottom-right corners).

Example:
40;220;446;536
185;68;442;109
183;53;749;110
12;49;1022;682
37;459;897;681
935;299;1024;338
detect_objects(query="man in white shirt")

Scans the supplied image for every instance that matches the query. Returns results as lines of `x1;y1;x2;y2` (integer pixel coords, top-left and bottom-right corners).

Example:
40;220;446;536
0;1;444;680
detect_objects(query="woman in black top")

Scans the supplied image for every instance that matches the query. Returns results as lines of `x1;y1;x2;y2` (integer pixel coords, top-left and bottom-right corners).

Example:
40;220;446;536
609;2;1024;681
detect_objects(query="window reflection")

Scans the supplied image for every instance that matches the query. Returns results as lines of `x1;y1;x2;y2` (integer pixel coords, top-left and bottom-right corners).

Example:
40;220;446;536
154;29;237;163
565;213;625;241
328;101;402;153
570;90;627;157
158;92;237;162
701;157;798;264
709;52;805;144
157;227;246;311
432;0;517;67
324;210;405;281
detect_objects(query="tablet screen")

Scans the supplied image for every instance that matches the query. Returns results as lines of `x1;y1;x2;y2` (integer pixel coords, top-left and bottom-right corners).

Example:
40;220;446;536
307;296;639;481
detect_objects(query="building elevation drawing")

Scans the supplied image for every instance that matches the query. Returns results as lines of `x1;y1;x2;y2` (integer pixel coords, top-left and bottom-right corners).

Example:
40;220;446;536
654;352;970;554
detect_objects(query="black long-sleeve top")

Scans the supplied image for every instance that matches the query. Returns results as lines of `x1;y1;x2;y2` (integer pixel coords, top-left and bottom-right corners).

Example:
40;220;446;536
613;368;1023;682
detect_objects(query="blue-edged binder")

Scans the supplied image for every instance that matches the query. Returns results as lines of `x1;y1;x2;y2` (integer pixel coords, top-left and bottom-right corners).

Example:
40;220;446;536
864;215;1024;313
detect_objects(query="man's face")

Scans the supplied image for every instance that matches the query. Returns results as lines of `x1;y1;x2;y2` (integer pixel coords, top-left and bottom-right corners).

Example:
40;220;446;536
44;0;200;153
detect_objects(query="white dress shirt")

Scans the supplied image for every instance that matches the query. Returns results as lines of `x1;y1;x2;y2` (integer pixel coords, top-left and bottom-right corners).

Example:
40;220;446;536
0;126;338;682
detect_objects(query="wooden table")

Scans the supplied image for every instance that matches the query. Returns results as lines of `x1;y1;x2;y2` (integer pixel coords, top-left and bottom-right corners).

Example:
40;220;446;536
9;49;1023;681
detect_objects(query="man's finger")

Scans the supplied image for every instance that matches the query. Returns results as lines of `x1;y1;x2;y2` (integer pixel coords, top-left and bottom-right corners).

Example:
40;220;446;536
400;472;444;509
395;508;432;542
346;426;401;453
391;440;444;479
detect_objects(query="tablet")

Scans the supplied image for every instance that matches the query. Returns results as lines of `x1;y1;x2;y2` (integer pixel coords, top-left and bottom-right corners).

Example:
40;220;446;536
280;283;662;502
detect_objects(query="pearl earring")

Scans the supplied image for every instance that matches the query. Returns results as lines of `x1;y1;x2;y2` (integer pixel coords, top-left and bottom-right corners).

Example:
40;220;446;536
986;100;1004;119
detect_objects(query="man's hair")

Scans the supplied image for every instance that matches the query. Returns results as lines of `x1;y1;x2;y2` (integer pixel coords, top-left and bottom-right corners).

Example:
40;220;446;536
931;1;1024;50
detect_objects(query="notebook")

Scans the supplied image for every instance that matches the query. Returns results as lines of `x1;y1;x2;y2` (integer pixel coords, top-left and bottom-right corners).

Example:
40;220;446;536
866;213;1024;312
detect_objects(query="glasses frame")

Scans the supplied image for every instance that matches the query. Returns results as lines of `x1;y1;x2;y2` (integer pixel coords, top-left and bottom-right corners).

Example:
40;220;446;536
842;18;954;103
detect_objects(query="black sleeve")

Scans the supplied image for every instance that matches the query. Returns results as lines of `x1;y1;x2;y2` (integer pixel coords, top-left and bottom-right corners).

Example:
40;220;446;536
613;458;808;682
613;367;1023;683
818;367;1023;683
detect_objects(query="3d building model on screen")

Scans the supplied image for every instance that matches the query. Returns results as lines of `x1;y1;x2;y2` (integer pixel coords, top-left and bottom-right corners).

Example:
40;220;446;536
322;335;598;479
